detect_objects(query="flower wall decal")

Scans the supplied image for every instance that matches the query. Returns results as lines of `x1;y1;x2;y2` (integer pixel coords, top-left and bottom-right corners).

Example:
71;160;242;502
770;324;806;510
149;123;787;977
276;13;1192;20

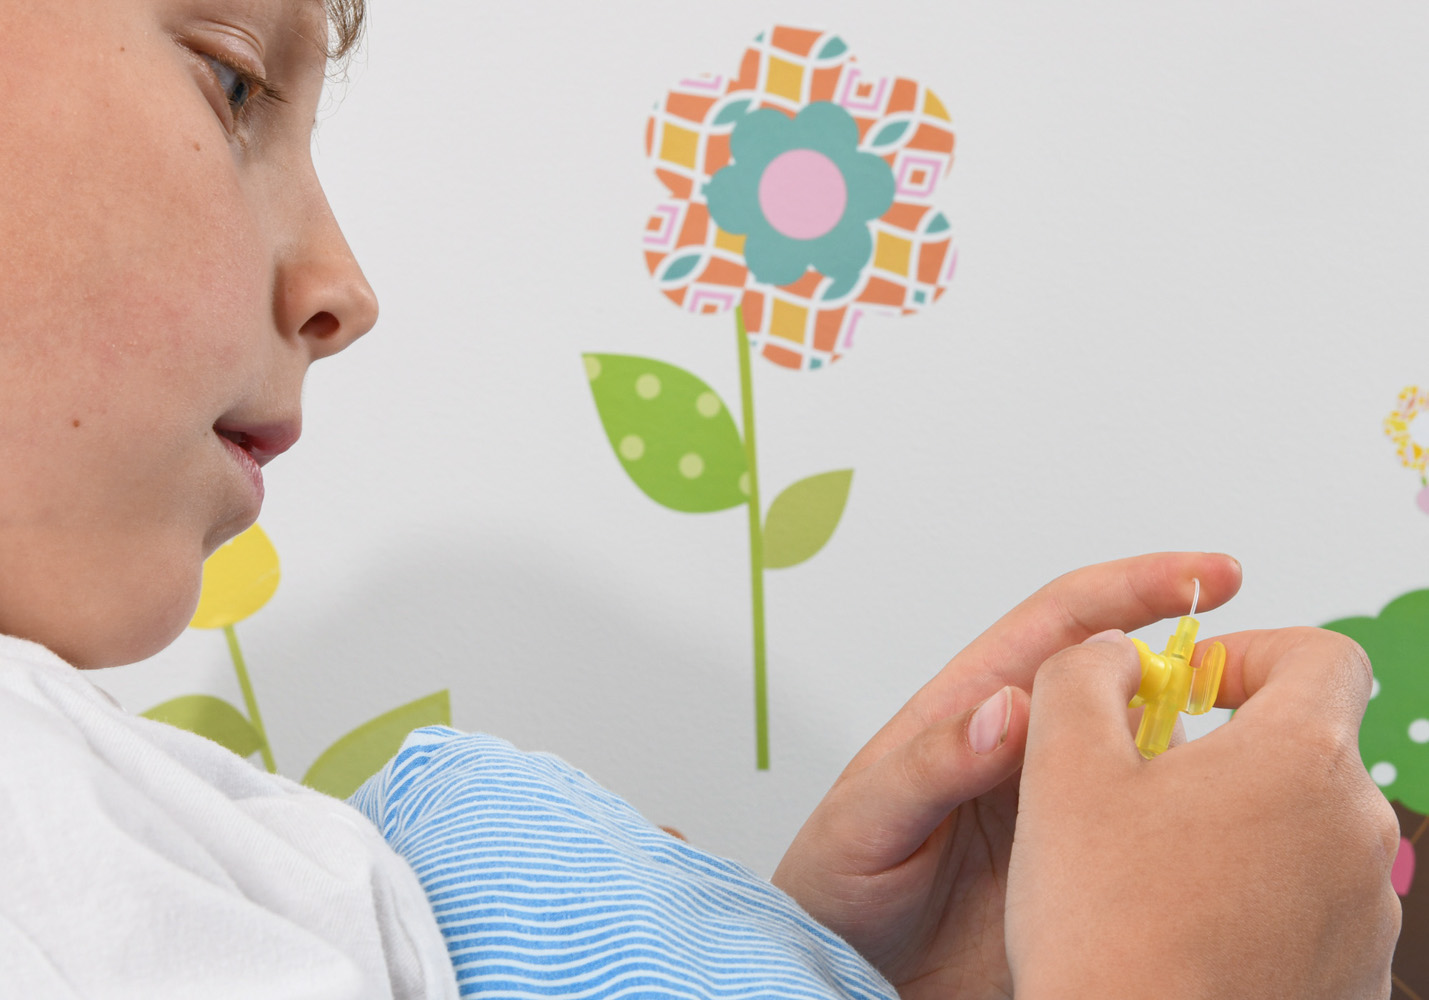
1352;390;1429;994
142;523;451;797
1385;386;1429;514
643;24;956;371
588;26;956;768
1324;592;1429;995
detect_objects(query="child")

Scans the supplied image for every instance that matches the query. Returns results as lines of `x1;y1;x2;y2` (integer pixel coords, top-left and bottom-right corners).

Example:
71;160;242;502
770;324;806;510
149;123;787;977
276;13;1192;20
0;1;1399;997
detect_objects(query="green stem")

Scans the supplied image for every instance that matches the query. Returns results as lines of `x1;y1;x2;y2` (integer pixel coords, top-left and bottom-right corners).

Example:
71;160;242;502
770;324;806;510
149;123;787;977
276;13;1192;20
735;305;770;770
225;623;277;774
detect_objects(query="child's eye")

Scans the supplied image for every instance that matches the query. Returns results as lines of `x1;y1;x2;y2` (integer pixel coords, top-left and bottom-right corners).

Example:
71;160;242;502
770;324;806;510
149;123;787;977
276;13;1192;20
199;53;257;115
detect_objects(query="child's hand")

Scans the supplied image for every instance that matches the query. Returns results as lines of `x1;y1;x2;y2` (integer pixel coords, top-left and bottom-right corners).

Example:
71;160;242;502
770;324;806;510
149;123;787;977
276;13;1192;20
772;552;1241;998
1006;626;1400;999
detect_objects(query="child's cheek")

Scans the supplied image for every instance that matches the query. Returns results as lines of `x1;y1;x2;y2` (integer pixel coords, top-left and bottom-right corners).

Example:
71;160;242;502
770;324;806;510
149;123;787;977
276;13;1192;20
75;133;269;429
0;7;278;667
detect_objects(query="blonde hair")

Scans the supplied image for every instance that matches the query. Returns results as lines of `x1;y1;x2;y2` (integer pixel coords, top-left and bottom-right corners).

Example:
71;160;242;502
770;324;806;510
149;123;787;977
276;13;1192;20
327;0;366;59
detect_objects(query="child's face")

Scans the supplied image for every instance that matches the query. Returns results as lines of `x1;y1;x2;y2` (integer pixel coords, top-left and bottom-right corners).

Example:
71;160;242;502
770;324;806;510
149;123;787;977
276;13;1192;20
0;0;376;668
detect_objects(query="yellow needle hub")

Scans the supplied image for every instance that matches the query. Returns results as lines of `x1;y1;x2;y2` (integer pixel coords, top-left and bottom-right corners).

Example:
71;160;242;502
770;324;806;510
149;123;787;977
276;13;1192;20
1127;614;1226;759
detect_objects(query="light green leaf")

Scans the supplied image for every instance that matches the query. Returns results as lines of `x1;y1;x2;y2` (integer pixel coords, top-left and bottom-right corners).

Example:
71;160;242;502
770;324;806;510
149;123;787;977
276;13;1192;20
584;354;749;513
302;691;451;800
763;470;853;569
141;695;264;759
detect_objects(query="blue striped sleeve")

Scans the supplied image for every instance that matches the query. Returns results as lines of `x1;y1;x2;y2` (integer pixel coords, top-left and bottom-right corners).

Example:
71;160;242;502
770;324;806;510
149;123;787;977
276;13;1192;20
348;728;898;999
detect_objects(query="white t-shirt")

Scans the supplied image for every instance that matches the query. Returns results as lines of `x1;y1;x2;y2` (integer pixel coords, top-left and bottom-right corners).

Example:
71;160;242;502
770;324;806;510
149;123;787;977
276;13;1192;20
0;634;458;1000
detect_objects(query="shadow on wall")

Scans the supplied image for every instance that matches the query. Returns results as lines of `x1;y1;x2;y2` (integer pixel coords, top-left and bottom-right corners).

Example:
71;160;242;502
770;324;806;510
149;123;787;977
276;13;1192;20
240;530;855;865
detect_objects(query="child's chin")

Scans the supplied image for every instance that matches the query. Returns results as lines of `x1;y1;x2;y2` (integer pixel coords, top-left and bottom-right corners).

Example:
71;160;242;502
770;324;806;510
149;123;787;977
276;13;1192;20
65;576;201;670
65;616;190;670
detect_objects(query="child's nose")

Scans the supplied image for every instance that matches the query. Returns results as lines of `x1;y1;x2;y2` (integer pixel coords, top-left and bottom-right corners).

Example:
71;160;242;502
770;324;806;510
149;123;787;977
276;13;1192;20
276;202;379;361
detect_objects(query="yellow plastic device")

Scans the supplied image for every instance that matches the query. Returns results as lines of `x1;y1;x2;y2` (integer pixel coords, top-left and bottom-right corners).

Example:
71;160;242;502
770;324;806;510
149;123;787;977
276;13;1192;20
1127;614;1226;759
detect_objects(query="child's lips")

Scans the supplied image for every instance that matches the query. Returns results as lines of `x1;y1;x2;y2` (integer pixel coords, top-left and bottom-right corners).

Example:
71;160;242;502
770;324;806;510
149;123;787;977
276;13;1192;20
212;419;300;508
212;420;302;467
217;432;266;504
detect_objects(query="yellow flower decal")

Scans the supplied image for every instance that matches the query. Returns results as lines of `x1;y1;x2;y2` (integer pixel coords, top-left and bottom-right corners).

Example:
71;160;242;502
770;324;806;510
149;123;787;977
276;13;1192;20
190;524;281;629
1386;387;1429;472
152;521;450;786
1384;386;1429;513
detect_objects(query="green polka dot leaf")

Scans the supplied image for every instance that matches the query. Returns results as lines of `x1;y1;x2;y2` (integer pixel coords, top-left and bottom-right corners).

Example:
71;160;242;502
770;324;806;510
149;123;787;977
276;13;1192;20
584;354;748;514
763;470;853;570
1324;588;1429;812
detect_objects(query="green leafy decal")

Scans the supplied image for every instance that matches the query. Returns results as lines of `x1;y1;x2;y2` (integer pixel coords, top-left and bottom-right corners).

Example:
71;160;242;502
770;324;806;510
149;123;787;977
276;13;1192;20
763;470;853;569
584;354;749;513
1325;590;1429;813
302;690;452;800
142;695;265;759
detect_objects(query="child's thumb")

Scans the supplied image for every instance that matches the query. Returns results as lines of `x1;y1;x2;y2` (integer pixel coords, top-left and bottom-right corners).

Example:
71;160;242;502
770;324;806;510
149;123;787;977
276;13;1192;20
781;685;1031;875
1023;630;1145;782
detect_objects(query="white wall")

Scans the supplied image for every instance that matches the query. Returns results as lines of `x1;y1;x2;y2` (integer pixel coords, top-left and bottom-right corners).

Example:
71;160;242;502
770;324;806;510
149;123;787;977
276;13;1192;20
98;0;1429;877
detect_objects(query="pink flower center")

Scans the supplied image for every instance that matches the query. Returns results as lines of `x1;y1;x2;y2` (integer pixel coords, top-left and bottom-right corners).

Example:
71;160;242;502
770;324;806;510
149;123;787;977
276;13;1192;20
758;149;848;241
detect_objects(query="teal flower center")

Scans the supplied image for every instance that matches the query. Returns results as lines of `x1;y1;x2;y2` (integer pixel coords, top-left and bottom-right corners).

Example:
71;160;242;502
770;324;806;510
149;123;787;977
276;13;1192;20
705;102;896;298
758;150;848;240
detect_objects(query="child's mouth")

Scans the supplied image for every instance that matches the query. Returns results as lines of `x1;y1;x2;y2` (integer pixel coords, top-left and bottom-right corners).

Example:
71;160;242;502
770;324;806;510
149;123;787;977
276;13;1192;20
215;428;254;453
212;421;302;467
211;420;299;507
215;428;266;505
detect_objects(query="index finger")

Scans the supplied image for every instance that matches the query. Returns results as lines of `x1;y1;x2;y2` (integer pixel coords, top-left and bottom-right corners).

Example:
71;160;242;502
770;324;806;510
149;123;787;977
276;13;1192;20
847;552;1242;773
961;552;1242;688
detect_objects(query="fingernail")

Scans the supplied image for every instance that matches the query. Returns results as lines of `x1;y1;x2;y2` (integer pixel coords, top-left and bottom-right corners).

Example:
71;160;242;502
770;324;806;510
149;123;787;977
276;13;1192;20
1206;550;1241;572
969;686;1012;755
1083;629;1126;645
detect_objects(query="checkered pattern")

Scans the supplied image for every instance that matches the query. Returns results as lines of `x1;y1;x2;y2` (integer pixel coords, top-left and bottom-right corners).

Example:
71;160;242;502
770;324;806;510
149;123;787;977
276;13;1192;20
644;26;957;371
